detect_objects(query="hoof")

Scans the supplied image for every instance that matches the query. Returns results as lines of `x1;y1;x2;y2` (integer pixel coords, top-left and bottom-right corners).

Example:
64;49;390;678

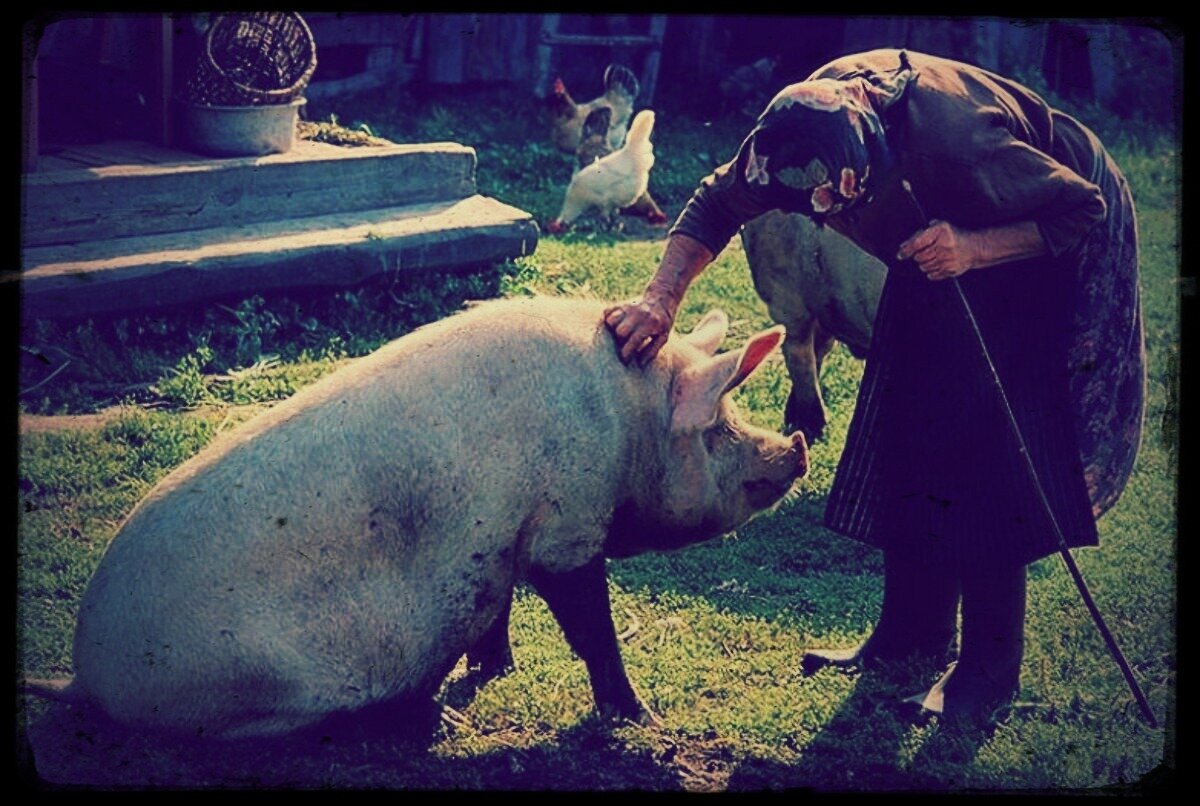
783;392;828;444
599;697;661;727
619;705;663;728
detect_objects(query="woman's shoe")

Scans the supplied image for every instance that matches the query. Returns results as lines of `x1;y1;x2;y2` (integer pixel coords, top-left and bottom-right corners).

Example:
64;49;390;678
909;560;1025;725
903;660;1019;725
802;547;960;676
801;630;956;675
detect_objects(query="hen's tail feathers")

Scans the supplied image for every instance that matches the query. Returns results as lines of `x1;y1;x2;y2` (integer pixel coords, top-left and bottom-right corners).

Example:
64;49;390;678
580;107;613;142
603;64;640;103
625;110;656;148
20;677;80;703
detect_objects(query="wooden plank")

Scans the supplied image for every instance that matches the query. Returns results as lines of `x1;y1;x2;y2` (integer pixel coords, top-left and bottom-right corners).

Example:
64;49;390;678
409;15;425;64
66;142;156;168
534;14;559;97
36;155;81;173
540;33;663;47
35;140;195;170
639;16;668;106
305;13;417;47
86;143;150;166
22;195;516;267
99;141;200;166
22;21;38;174
107;140;200;165
50;148;114;167
152;14;172;147
15;195;539;320
425;15;473;84
40;152;95;168
304;70;388;103
22;142;477;247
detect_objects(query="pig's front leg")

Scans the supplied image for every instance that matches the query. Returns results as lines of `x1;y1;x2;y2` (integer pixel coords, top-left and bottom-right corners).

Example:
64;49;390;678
467;593;515;683
528;556;656;725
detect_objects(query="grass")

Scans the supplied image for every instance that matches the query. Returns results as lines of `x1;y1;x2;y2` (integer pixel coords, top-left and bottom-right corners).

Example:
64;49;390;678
16;82;1178;792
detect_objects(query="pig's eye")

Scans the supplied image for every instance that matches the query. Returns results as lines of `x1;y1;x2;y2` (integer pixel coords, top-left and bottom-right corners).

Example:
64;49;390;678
703;422;738;453
702;425;732;453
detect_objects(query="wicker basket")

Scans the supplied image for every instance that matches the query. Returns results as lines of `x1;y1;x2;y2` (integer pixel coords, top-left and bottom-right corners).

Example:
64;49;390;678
186;12;317;106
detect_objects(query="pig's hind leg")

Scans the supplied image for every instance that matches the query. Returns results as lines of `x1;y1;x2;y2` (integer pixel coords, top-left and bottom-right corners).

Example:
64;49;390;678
440;589;517;714
528;556;656;725
466;592;516;683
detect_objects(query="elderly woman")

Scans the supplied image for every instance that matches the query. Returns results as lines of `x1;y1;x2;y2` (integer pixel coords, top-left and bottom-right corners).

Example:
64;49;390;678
605;49;1145;723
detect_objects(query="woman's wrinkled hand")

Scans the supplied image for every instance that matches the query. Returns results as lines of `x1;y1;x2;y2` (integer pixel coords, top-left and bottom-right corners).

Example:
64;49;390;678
896;219;980;281
603;296;676;367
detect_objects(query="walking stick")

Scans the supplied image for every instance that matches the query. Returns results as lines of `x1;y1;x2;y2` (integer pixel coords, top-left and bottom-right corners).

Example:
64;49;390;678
901;180;1158;729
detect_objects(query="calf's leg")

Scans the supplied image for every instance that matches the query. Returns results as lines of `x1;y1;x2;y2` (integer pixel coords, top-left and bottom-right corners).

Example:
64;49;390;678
780;323;828;442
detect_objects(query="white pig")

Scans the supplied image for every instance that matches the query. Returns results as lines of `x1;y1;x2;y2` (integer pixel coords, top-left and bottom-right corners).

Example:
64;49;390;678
24;296;807;739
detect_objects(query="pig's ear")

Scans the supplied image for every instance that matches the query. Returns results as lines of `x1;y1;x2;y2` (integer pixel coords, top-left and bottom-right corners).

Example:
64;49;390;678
681;309;729;356
720;325;786;394
670;325;785;433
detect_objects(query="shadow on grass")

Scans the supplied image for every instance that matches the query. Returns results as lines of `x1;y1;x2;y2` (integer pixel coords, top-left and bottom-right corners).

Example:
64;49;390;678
606;492;883;632
723;665;995;793
19;695;684;791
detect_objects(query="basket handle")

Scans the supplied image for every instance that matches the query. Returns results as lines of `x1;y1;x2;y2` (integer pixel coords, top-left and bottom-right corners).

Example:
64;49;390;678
202;12;318;104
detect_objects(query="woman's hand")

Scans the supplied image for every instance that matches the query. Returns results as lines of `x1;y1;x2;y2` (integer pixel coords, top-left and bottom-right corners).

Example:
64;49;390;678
603;233;716;367
897;220;1046;279
604;293;677;367
896;220;980;281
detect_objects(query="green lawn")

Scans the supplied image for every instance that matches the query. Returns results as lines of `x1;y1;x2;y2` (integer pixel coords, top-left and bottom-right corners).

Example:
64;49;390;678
17;85;1177;792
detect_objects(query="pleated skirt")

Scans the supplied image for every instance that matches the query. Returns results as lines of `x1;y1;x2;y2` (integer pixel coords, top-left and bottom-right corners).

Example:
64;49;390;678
823;142;1144;572
824;254;1100;571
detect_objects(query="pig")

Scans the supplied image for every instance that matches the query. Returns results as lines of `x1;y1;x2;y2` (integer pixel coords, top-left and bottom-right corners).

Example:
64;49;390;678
24;296;807;739
741;210;886;442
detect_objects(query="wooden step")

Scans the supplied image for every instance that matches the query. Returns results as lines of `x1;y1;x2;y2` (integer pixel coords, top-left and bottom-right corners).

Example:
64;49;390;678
14;195;539;320
21;140;478;248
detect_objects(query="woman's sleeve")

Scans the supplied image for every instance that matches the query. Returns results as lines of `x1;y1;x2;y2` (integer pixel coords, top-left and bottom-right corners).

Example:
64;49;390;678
670;136;778;256
943;128;1106;258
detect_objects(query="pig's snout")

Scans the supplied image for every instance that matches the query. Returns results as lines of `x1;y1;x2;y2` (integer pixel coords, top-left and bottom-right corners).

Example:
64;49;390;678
788;430;809;477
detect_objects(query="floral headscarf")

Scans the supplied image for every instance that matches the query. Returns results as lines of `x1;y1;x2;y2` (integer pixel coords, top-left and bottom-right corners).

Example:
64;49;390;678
736;77;896;221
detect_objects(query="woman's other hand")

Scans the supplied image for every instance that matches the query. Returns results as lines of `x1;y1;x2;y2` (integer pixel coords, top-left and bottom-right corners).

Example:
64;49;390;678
896;220;980;281
897;220;1046;279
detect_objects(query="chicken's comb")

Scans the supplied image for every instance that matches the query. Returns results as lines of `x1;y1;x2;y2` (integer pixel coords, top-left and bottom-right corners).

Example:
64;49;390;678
553;77;566;94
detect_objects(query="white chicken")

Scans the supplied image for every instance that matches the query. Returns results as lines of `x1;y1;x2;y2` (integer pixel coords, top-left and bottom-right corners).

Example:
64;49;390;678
547;64;640;154
547;109;656;234
574;106;668;226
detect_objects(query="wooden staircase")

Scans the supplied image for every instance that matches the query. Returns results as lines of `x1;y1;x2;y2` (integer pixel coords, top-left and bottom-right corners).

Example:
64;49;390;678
15;138;539;320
